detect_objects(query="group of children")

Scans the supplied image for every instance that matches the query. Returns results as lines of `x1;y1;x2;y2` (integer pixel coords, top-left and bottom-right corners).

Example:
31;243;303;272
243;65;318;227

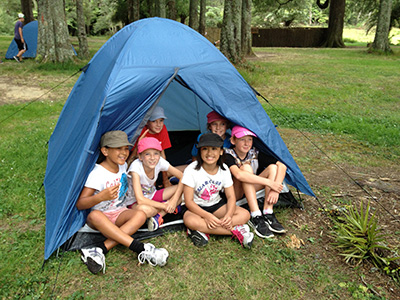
77;107;287;274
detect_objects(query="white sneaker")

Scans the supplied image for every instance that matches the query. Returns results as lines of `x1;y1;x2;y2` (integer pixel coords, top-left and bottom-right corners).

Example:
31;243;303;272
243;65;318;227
232;224;254;249
80;247;106;274
138;243;169;267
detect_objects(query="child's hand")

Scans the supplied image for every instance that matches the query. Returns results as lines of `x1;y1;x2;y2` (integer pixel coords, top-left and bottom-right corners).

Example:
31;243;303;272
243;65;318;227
266;190;279;205
164;200;177;214
269;181;283;193
220;215;232;230
204;213;221;229
99;184;120;201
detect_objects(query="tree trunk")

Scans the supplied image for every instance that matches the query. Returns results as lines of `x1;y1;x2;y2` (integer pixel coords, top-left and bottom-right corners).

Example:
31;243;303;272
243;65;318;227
220;0;242;64
76;0;89;58
21;0;34;24
321;0;346;48
37;0;75;62
241;0;253;56
199;0;206;35
148;0;156;17
156;0;166;18
133;0;140;21
189;0;199;30
166;1;177;20
371;0;392;53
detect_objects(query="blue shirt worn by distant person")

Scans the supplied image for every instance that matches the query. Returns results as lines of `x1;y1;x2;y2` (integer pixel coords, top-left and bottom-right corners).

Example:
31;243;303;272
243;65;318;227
14;20;23;40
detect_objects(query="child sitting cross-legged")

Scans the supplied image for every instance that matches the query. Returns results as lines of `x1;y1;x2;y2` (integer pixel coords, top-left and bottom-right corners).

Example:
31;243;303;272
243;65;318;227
76;131;169;275
127;137;184;231
182;133;254;248
224;126;286;239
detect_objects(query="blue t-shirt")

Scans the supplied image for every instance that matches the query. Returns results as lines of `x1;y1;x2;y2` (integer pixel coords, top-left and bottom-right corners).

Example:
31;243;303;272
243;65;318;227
14;21;23;40
191;132;232;157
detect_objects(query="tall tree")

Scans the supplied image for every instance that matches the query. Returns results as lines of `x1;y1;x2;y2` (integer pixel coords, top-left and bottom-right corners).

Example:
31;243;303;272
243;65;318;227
21;0;34;24
371;0;393;52
156;0;167;17
127;0;140;23
76;0;89;58
317;0;346;47
220;0;242;63
199;0;206;35
37;0;75;62
241;0;253;56
189;0;199;30
167;0;177;20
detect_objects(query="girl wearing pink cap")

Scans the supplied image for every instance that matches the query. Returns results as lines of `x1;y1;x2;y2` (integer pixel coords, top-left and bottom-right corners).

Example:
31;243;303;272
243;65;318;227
191;111;232;159
127;137;184;232
225;126;286;239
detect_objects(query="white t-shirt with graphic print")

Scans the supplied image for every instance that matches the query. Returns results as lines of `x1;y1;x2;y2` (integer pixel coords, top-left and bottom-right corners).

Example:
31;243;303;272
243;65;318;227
84;163;129;212
182;161;233;207
127;157;170;205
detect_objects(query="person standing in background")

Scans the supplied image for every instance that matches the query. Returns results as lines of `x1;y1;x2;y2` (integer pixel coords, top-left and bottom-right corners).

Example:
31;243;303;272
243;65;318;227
13;13;27;63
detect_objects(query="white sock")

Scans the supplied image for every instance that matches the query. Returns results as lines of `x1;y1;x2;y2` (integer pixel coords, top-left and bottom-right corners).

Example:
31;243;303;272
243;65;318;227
251;210;262;218
263;208;273;215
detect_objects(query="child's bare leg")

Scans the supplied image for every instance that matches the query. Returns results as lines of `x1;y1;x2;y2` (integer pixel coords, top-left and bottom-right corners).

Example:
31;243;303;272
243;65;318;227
134;203;162;218
87;209;146;250
240;164;262;213
183;211;231;235
162;185;178;200
258;164;278;211
213;205;250;227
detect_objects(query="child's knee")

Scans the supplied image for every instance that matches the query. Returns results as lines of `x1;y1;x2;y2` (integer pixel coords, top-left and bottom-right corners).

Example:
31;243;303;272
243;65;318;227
240;164;253;173
135;204;156;218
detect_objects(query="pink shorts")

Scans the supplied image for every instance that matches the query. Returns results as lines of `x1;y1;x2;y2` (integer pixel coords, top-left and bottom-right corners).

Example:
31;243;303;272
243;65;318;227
152;189;164;202
103;207;129;224
127;189;165;208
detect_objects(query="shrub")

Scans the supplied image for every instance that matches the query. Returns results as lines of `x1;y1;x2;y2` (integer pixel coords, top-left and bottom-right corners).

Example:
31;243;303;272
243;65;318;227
333;201;398;272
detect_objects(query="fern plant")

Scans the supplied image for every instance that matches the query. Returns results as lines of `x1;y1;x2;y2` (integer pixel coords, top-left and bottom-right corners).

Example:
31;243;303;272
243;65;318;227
333;201;393;268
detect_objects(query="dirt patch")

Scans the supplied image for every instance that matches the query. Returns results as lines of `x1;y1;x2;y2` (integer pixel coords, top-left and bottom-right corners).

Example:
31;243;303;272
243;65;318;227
0;75;52;105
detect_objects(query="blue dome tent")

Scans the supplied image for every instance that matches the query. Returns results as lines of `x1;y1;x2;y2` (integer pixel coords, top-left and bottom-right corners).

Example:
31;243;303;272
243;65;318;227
44;17;315;261
5;20;76;60
6;20;38;59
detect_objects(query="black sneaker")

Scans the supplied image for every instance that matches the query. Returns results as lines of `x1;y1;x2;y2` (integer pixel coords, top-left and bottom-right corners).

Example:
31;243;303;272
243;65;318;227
187;228;209;247
248;215;274;238
264;213;286;234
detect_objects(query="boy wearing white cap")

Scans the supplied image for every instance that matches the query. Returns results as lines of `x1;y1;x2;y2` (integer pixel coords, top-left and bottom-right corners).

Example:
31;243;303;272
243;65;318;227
224;126;287;239
13;13;27;62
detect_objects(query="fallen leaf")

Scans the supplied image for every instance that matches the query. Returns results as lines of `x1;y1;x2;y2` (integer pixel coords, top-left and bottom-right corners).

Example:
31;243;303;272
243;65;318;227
286;234;303;249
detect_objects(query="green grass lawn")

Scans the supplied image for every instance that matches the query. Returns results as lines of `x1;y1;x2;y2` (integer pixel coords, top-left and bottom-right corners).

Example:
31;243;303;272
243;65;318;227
1;28;399;299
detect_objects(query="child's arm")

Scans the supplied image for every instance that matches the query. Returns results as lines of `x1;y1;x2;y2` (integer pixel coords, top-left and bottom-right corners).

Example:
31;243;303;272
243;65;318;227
160;150;172;187
229;165;283;193
127;129;149;165
184;185;221;229
219;185;236;230
131;172;167;210
76;184;120;210
164;166;184;213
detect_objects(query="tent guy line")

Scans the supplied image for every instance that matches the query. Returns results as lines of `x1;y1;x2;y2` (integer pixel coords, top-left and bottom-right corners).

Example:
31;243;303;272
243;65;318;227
256;91;399;221
0;69;82;127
